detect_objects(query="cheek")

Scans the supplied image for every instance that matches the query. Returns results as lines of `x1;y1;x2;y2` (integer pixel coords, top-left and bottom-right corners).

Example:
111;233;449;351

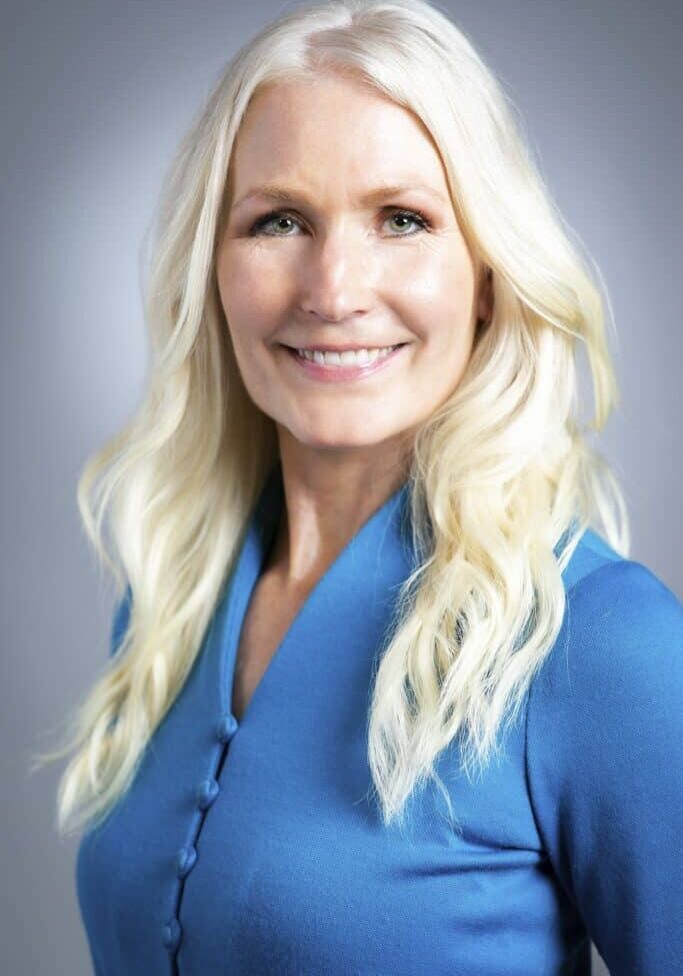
216;244;292;342
216;249;296;414
390;247;476;346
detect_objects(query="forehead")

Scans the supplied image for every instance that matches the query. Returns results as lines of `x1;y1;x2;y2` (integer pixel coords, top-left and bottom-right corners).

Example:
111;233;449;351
227;75;450;206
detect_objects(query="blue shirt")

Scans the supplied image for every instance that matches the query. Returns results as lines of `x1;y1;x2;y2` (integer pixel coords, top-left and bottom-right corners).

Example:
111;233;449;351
76;461;683;975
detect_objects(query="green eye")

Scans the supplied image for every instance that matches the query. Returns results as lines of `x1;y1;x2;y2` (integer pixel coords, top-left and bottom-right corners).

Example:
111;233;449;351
256;214;297;235
249;207;430;237
386;210;429;234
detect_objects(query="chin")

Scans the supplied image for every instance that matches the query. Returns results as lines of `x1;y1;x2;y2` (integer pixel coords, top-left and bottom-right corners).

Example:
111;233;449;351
290;421;406;452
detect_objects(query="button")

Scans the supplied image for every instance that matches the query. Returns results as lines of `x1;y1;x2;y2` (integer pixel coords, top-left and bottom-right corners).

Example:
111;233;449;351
175;844;197;879
196;776;220;811
162;917;182;953
216;713;239;744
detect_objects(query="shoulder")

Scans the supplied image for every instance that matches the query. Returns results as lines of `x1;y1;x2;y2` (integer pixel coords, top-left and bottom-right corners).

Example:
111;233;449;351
547;528;683;702
526;524;683;822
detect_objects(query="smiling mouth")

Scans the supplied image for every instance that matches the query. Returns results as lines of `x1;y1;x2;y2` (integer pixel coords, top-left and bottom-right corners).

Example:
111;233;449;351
282;343;407;365
278;341;409;382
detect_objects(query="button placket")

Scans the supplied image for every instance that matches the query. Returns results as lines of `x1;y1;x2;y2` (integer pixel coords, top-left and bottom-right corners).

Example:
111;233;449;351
163;710;240;958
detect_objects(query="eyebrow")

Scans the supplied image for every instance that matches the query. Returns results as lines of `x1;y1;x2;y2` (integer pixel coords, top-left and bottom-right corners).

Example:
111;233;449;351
231;180;448;211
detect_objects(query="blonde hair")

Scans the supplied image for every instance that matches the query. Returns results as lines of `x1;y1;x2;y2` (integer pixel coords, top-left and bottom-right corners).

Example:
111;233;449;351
32;0;629;837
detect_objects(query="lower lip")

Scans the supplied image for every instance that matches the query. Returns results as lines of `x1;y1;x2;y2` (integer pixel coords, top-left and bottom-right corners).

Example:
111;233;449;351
280;344;408;382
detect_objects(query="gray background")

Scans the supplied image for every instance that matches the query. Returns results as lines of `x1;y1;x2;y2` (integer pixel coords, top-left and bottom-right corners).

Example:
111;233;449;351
2;1;681;973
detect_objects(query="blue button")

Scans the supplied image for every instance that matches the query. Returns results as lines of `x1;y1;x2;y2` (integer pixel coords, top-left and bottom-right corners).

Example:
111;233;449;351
216;713;239;744
196;776;220;811
162;917;182;953
175;844;197;879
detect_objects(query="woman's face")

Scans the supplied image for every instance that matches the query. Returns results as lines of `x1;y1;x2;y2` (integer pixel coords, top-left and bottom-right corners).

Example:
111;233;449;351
216;74;491;454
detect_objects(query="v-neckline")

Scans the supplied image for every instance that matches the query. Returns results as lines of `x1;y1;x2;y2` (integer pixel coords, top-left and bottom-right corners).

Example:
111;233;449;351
218;461;412;730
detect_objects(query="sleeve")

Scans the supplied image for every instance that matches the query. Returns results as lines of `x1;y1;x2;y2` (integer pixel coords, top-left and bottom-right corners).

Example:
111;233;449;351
109;582;132;657
525;558;683;975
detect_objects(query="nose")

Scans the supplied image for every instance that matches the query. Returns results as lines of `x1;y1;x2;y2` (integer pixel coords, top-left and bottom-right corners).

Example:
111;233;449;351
298;225;375;323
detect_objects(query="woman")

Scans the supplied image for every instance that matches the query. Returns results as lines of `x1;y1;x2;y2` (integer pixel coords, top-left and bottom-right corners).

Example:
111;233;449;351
35;0;682;973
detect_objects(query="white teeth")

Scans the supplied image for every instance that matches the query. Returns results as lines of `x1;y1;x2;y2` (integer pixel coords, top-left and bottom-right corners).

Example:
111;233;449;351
296;345;399;366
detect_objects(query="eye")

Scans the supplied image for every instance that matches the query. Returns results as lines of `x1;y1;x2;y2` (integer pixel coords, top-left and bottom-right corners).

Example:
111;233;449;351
249;212;301;236
384;209;431;236
247;207;432;237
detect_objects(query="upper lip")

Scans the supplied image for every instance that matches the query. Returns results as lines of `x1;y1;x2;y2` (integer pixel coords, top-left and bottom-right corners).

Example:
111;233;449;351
282;342;406;352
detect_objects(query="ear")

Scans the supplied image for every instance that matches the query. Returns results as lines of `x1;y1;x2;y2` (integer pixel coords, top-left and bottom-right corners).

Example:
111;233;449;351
476;266;494;326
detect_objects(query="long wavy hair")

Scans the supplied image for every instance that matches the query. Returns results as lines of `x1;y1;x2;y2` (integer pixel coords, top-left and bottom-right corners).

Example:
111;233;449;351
32;0;629;837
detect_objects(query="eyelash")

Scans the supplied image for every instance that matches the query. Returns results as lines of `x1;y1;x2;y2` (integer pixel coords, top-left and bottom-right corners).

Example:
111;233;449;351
248;207;431;238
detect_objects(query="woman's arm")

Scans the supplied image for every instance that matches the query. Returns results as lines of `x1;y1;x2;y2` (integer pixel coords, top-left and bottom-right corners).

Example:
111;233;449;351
526;558;683;975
